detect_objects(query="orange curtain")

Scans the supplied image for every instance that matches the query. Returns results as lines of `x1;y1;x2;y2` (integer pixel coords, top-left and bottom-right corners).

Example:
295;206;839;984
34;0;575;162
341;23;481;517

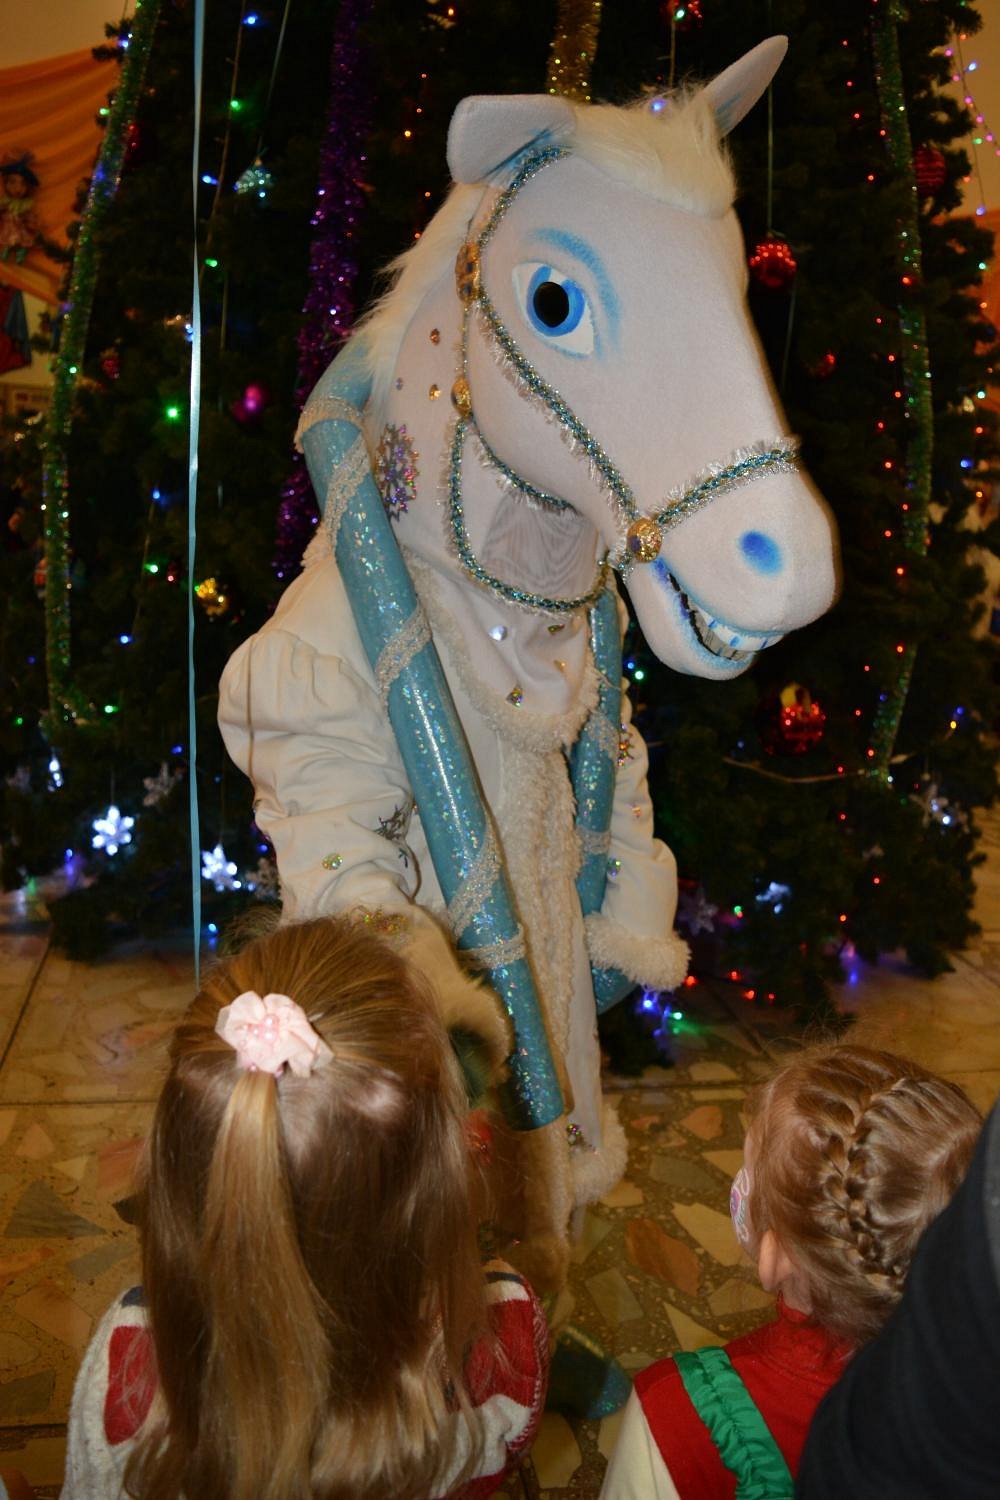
0;47;116;304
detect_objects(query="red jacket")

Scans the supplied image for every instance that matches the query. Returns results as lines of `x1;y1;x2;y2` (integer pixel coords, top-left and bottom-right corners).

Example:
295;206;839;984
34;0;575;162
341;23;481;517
635;1301;851;1497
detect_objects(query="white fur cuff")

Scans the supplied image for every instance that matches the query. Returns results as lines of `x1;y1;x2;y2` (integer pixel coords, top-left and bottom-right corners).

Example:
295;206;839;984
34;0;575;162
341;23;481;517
584;912;689;993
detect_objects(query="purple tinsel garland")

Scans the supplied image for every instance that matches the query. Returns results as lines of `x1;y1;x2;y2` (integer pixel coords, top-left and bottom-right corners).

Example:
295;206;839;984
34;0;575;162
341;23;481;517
273;0;374;579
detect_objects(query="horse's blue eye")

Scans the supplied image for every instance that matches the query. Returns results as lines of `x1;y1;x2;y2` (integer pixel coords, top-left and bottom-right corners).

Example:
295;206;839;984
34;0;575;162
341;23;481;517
527;265;585;336
513;262;595;355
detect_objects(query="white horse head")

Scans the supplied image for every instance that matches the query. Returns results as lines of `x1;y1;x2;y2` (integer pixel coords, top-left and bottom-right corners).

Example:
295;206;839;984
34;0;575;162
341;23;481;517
354;38;838;700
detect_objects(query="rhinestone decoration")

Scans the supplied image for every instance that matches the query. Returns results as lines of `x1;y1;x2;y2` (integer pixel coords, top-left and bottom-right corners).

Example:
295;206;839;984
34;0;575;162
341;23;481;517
430;327;441;344
322;852;342;870
489;624;508;641
374;422;419;521
429;384;441;400
507;685;524;706
394;377;404;390
554;659;566;672
606;857;622;880
566;1121;586;1147
455;241;481;301
617;724;634;766
548;622;566;634
626;515;663;563
451;377;473;418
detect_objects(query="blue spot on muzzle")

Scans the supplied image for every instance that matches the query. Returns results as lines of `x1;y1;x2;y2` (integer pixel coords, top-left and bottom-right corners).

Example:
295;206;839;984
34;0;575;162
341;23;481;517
739;530;783;575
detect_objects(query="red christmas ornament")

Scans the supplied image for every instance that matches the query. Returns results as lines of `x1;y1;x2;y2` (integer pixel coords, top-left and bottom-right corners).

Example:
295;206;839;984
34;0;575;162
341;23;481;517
100;347;121;380
808;351;837;380
748;235;797;292
760;682;827;756
913;144;946;198
661;0;702;28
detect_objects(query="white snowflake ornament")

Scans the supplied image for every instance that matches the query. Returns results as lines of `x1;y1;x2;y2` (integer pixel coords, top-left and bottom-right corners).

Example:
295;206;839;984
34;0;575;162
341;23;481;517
92;805;135;856
201;843;242;892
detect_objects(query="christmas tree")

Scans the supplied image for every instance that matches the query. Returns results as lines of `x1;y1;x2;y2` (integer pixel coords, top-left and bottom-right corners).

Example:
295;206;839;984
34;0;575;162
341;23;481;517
596;0;999;1019
0;0;995;1029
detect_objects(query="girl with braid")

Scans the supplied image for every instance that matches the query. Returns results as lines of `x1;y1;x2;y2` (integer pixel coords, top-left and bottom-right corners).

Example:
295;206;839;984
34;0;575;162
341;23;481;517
601;1045;981;1500
61;916;548;1500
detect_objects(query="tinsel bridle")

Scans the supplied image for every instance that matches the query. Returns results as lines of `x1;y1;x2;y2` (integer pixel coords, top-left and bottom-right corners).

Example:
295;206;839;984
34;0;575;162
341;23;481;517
447;145;800;616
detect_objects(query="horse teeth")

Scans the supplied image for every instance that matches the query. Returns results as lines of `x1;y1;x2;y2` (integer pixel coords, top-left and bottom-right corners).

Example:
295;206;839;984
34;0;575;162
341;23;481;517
665;572;777;662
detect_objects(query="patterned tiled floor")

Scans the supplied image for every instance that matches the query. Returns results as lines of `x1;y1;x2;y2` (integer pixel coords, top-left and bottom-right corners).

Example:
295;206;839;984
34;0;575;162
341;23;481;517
1;810;998;1497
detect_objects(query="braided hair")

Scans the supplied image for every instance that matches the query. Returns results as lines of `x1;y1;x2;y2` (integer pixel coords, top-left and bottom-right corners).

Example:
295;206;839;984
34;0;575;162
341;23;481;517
747;1045;981;1347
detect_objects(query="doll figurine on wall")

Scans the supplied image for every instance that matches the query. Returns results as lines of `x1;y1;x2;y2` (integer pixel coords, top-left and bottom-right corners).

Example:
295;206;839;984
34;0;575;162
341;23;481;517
0;155;40;264
219;39;838;1302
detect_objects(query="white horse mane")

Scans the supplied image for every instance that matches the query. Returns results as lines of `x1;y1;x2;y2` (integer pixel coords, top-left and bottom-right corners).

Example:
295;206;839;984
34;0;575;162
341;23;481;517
357;88;735;425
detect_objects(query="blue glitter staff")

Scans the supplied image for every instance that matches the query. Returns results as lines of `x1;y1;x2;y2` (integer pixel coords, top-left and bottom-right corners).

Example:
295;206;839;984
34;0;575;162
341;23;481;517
297;338;564;1130
572;588;633;1012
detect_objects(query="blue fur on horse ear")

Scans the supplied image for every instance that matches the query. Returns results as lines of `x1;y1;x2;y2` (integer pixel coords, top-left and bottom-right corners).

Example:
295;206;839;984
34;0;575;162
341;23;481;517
703;35;788;137
447;94;576;186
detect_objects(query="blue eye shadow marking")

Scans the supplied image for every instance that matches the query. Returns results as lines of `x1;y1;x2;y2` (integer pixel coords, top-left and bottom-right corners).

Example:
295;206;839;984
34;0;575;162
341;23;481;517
531;227;620;343
739;530;783;575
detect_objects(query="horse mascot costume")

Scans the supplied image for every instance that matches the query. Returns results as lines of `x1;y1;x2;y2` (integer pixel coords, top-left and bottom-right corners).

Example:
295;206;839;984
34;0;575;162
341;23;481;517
220;36;837;1304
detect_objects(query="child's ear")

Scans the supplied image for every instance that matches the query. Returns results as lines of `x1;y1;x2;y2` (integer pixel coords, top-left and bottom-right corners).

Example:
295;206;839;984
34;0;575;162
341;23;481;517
757;1228;797;1292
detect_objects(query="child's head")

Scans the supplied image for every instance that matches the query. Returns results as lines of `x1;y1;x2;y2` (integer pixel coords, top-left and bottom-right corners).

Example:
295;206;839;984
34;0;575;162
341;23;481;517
129;915;487;1500
740;1044;980;1347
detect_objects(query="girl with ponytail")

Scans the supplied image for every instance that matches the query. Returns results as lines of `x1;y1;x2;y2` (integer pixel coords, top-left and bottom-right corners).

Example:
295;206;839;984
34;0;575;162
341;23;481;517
62;915;548;1500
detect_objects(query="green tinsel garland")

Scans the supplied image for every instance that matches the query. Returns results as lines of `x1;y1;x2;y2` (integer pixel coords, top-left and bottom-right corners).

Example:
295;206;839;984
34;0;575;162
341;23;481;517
40;0;162;730
868;0;934;778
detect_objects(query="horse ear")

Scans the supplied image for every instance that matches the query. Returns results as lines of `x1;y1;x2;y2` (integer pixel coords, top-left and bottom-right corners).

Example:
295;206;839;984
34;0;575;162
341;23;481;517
447;94;577;184
703;36;788;137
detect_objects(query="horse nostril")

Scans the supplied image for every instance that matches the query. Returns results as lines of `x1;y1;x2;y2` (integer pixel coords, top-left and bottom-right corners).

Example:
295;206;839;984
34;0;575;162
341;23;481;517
739;530;783;575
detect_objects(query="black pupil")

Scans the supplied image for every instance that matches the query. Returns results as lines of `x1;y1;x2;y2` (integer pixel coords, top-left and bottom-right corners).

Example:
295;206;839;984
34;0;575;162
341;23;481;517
532;280;570;328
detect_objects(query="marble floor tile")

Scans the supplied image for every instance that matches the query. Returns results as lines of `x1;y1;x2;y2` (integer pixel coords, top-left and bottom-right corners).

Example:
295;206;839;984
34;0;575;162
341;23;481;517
0;942;192;1106
0;928;49;1062
532;1413;582;1490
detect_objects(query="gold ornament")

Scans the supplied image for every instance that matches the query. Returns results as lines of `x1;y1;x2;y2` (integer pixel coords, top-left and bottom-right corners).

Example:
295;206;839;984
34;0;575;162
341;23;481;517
451;377;473;418
455;242;481;302
626;516;662;564
195;576;230;617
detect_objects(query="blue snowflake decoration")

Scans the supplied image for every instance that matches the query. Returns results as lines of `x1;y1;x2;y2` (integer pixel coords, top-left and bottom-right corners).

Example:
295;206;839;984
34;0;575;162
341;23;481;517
202;843;242;892
756;881;792;914
375;422;419;520
92;805;135;856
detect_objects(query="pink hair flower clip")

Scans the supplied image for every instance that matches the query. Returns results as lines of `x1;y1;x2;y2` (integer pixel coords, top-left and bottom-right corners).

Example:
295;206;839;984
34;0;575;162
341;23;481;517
215;991;333;1078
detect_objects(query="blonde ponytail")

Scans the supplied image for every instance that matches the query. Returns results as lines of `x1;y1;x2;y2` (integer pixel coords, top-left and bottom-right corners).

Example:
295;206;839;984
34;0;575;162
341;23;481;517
198;1071;330;1499
125;916;491;1500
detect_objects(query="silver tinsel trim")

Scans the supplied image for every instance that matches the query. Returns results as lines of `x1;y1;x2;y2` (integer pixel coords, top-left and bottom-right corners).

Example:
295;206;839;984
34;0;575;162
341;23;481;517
577;826;612;856
655;438;801;534
294;395;365;451
324;433;370;553
464;928;527;972
446;823;501;940
373;603;432;707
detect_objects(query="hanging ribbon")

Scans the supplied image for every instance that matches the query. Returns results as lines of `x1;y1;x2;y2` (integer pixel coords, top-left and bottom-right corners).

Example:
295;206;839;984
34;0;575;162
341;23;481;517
189;0;206;979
